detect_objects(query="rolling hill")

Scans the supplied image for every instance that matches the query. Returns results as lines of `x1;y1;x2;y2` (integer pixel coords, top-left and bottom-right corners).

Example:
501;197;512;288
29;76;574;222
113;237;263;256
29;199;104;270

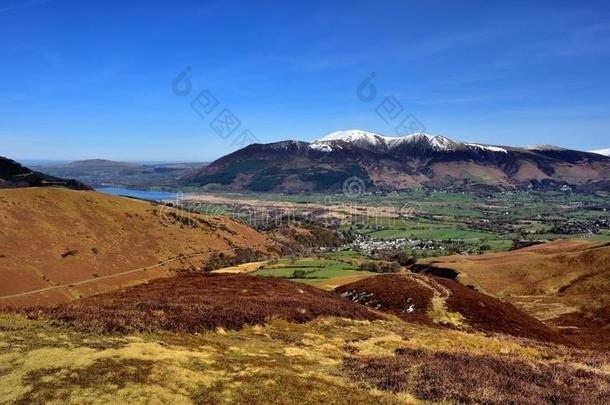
182;129;610;192
0;156;89;190
335;273;568;345
0;187;273;307
4;270;608;403
419;239;610;349
34;159;207;188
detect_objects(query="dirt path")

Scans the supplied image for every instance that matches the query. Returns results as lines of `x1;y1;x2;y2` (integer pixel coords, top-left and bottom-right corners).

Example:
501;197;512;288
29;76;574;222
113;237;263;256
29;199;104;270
407;272;451;298
400;272;467;327
0;244;270;301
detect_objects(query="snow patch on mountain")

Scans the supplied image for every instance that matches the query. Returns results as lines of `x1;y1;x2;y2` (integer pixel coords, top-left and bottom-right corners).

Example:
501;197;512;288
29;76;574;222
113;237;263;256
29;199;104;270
590;148;610;156
318;129;388;143
390;133;458;151
466;143;508;153
311;130;508;153
314;129;394;151
309;142;337;152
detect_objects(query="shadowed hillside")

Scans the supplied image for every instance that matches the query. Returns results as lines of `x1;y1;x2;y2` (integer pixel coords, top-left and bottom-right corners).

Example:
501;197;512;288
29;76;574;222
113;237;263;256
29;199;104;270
0;156;89;190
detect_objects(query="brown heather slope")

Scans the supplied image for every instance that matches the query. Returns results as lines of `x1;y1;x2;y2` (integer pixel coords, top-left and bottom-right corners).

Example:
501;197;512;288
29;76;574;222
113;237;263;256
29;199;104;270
0;188;273;307
335;274;436;327
24;273;380;334
335;274;568;345
343;348;610;404
420;240;610;349
4;311;608;404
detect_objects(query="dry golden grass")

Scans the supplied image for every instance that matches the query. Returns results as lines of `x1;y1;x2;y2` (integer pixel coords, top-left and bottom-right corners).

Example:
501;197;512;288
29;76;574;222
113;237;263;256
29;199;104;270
421;240;610;348
422;240;609;301
1;310;608;404
0;188;273;307
426;296;466;329
211;261;269;274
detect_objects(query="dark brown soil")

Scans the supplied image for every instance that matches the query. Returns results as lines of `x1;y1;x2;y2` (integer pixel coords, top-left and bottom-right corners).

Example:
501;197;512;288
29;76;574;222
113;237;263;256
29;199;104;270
23;273;379;334
343;348;610;404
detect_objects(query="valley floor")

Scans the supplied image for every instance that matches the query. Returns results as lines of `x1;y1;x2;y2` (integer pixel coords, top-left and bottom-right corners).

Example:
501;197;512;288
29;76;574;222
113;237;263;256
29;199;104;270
1;188;609;404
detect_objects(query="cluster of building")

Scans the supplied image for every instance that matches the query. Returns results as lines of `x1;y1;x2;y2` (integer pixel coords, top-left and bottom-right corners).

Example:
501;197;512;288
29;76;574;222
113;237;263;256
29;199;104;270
338;235;443;254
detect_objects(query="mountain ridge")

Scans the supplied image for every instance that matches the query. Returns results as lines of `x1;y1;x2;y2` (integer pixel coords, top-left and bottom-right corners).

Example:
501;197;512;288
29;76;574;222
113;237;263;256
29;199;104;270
182;130;610;193
0;155;90;190
34;159;207;189
311;129;510;153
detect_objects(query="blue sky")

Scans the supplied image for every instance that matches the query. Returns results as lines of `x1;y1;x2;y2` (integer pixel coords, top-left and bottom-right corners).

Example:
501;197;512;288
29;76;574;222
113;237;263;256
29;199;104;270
1;0;610;161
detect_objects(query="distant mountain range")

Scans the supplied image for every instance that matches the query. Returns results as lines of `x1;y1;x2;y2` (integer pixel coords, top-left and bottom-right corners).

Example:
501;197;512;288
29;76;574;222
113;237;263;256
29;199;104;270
0;156;90;190
34;159;207;189
182;130;610;193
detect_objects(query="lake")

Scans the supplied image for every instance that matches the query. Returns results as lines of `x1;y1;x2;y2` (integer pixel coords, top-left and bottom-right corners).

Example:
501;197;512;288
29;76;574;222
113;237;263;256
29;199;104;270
96;187;180;201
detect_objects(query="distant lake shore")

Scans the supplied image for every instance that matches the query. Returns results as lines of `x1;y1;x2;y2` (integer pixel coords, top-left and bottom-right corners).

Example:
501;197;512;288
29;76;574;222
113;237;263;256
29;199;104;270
96;187;179;201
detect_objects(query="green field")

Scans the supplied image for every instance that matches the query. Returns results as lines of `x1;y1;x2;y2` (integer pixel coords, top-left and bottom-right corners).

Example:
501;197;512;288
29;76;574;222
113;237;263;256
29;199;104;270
362;227;495;240
185;189;610;256
253;258;370;284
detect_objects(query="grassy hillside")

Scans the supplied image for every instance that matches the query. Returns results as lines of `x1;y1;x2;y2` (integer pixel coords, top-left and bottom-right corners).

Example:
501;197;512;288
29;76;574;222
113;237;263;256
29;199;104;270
2;273;608;403
26;273;378;334
420;240;610;349
0;188;273;307
335;274;568;345
421;240;609;304
253;258;369;283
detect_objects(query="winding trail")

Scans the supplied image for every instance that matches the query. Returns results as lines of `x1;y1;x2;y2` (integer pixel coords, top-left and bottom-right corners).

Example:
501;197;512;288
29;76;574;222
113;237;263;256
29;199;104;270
407;272;452;299
0;244;270;300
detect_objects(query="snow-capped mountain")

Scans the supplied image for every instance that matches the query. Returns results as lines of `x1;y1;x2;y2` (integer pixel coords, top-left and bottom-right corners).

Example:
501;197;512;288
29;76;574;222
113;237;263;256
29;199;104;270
590;148;610;157
313;129;389;150
183;129;610;192
310;129;506;153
